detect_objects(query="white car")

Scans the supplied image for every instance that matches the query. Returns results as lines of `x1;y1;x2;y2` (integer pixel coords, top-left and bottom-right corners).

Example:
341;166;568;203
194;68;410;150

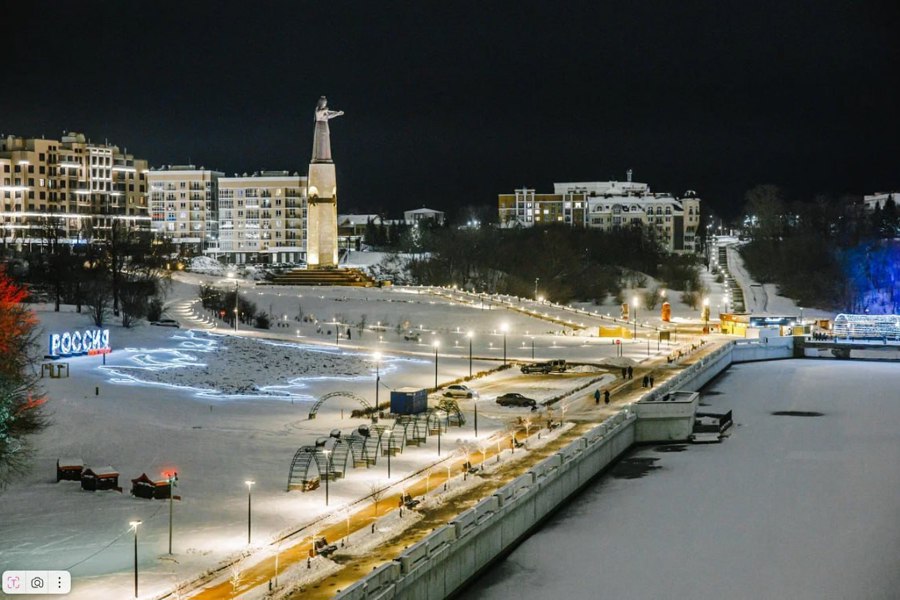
443;384;477;399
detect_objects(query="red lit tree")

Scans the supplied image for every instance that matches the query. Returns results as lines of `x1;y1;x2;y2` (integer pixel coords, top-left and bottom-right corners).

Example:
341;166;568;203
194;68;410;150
0;266;47;489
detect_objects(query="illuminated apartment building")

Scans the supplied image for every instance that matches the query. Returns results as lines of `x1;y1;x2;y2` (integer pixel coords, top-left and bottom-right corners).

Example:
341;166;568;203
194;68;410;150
498;173;701;254
0;131;149;246
148;166;223;253
217;172;307;264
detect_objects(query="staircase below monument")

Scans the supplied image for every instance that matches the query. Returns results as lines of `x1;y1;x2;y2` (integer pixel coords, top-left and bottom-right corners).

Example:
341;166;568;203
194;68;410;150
267;267;376;287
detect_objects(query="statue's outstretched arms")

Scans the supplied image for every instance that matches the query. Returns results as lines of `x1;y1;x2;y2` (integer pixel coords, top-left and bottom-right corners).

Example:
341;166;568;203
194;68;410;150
325;109;344;120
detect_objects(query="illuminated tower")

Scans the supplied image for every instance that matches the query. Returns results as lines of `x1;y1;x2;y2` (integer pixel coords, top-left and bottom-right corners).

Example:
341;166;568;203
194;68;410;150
306;96;343;268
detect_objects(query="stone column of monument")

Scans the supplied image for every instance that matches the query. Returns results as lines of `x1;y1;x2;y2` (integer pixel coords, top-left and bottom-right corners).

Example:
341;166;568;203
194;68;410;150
306;96;343;268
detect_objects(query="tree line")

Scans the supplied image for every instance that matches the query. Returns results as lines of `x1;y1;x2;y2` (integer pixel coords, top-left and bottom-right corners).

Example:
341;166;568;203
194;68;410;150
10;218;171;327
739;185;899;312
398;222;704;305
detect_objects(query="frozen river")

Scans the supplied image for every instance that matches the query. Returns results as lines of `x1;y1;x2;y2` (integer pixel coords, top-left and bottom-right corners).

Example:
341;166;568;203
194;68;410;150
459;359;900;600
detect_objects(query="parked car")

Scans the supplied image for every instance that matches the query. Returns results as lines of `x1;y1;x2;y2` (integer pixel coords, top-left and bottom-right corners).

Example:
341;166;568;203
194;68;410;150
520;359;567;374
403;331;421;342
150;319;180;328
443;384;477;398
496;393;538;409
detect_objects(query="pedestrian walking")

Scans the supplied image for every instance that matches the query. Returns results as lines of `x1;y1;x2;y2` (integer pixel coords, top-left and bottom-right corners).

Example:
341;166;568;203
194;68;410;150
594;389;601;405
621;367;627;379
642;375;649;388
627;366;633;379
649;375;655;388
604;390;610;404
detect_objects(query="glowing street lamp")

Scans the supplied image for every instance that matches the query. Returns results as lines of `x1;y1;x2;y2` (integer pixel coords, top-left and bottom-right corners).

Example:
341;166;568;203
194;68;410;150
245;480;255;544
130;520;142;598
231;279;240;331
500;323;508;366
466;331;473;377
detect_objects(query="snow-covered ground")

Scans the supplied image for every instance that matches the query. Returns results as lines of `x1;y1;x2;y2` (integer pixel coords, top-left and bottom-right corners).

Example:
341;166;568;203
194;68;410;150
460;359;900;600
0;277;648;600
0;264;779;599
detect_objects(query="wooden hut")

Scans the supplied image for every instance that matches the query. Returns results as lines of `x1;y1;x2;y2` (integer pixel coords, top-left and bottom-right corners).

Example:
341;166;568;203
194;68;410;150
130;473;173;499
81;466;121;492
56;457;84;482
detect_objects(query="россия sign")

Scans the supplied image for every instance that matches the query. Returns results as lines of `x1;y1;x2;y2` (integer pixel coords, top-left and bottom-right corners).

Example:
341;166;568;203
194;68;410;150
49;329;111;358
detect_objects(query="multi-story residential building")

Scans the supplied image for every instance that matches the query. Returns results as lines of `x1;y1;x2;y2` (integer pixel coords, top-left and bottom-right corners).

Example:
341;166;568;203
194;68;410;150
863;192;900;212
148;166;223;253
0;132;149;247
404;207;445;226
498;175;701;254
217;172;307;264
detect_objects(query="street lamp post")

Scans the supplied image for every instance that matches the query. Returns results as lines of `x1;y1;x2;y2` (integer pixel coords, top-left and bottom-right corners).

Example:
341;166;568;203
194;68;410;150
323;449;332;505
467;331;473;377
386;429;393;479
167;471;178;555
130;520;142;598
500;323;508;366
233;280;239;331
632;297;639;342
433;340;440;389
373;352;381;410
534;278;539;300
474;403;478;438
245;480;255;545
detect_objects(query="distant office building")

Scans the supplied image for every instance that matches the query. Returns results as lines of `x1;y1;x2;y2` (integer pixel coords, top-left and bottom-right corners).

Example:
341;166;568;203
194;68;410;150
498;174;701;254
404;207;445;226
148;166;223;253
863;192;900;212
217;172;307;264
0;131;149;246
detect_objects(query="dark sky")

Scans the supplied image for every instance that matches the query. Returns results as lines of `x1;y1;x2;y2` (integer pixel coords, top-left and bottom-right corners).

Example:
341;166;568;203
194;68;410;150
5;1;899;219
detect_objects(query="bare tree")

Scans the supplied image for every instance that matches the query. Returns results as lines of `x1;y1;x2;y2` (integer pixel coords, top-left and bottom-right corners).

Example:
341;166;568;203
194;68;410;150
369;482;385;520
228;558;245;598
83;269;112;327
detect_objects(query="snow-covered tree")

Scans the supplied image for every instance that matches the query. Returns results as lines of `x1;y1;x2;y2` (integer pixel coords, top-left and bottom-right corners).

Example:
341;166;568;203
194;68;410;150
0;267;47;489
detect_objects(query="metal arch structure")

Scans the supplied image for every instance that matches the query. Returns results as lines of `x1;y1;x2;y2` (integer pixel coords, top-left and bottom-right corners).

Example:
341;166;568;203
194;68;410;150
387;422;408;453
348;425;378;467
286;445;326;491
329;438;352;479
435;397;466;427
308;391;373;420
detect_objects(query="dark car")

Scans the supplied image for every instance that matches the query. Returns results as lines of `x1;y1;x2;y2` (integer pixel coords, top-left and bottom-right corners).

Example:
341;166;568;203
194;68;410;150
496;393;538;409
520;359;567;374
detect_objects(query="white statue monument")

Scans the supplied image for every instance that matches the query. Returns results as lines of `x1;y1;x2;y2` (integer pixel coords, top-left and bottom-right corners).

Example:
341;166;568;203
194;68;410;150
307;96;342;268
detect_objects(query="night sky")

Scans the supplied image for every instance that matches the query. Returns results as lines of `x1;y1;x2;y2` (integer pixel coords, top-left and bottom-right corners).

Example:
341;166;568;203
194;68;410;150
5;1;899;219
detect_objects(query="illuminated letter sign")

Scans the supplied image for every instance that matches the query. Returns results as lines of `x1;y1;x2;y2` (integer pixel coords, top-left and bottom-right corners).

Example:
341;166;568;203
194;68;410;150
49;329;111;358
